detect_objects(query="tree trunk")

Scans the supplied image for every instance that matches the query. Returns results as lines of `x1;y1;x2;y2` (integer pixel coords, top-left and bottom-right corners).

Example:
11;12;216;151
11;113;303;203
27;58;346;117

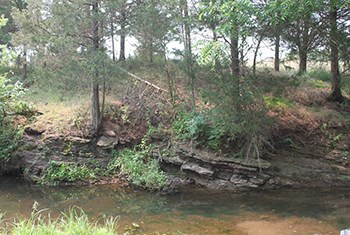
92;82;100;134
328;4;343;102
92;0;101;134
111;19;116;62
230;35;240;98
119;5;126;62
230;36;240;76
274;34;280;72
298;14;310;73
164;53;175;106
253;35;263;77
299;49;307;73
182;0;195;110
23;46;27;81
149;41;153;63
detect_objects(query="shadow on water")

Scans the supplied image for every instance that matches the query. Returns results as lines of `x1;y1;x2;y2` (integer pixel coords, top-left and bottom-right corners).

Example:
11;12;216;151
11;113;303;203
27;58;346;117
1;176;350;234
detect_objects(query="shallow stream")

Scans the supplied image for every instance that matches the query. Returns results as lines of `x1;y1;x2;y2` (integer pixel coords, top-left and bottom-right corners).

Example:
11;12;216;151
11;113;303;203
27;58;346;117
1;176;350;234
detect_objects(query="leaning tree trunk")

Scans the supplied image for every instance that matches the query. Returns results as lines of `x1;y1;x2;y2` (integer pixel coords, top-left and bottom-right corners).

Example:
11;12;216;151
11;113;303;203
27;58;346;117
91;0;101;134
274;34;280;72
253;35;263;77
328;5;343;102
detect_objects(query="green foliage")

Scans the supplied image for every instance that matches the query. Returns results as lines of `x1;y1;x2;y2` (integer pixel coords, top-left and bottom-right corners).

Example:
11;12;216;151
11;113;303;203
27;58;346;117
263;96;293;110
172;110;206;140
172;110;225;151
0;75;25;120
0;120;23;165
108;147;166;190
199;0;256;38
131;0;178;62
173;69;274;158
7;204;118;235
340;73;350;95
197;40;231;68
307;69;331;82
41;161;97;186
11;100;36;116
306;79;329;89
320;123;344;149
0;18;25;168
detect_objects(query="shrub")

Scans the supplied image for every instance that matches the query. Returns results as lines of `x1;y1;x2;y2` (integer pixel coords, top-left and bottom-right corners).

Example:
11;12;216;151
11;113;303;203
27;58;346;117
11;100;36;116
263;96;293;110
0;75;25;170
307;69;331;82
172;110;210;141
41;161;97;186
0;122;22;160
173;74;274;159
108;148;166;190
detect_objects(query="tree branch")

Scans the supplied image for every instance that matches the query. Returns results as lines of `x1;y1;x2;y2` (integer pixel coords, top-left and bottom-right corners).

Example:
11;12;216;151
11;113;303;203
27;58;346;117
118;67;168;93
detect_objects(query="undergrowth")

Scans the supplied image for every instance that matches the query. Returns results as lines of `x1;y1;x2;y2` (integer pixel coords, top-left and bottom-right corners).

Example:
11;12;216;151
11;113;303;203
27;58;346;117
108;126;166;190
108;148;166;190
40;161;98;186
0;74;27;171
172;96;273;159
172;110;226;151
0;121;23;166
263;96;293;110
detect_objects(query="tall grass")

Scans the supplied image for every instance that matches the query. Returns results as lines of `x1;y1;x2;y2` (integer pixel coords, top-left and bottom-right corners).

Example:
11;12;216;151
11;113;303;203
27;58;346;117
1;204;118;235
307;69;331;82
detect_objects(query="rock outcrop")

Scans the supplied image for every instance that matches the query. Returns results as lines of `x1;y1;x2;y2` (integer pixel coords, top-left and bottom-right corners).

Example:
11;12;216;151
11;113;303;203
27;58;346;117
156;142;273;190
156;141;350;190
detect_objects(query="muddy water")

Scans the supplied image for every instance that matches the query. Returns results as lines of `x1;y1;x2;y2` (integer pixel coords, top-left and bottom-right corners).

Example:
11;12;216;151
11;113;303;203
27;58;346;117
0;176;350;234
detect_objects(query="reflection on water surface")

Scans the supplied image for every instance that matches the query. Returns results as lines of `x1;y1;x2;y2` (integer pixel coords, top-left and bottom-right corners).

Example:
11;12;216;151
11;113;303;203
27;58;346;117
0;176;349;234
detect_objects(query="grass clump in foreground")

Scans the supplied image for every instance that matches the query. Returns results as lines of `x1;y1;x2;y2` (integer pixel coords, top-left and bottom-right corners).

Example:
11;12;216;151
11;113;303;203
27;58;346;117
1;204;118;235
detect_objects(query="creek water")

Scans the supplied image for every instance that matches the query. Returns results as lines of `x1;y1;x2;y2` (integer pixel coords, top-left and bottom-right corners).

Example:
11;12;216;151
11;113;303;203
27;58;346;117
0;176;350;234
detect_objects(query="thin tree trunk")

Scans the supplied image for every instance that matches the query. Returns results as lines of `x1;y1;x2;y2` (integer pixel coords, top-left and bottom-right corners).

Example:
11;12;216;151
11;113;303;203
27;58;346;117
274;34;280;72
164;52;175;106
328;5;343;102
23;46;27;81
92;0;101;134
253;35;263;77
92;82;100;134
119;5;126;62
182;0;195;110
213;30;222;73
101;77;106;121
111;19;116;62
149;41;153;63
230;34;240;98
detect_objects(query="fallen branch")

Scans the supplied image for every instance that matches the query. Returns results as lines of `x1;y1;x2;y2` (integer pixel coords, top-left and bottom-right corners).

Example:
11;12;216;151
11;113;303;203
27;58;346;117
118;68;168;93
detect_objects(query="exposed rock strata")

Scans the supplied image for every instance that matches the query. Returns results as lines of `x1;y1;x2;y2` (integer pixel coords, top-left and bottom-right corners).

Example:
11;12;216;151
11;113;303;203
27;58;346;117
157;141;350;190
